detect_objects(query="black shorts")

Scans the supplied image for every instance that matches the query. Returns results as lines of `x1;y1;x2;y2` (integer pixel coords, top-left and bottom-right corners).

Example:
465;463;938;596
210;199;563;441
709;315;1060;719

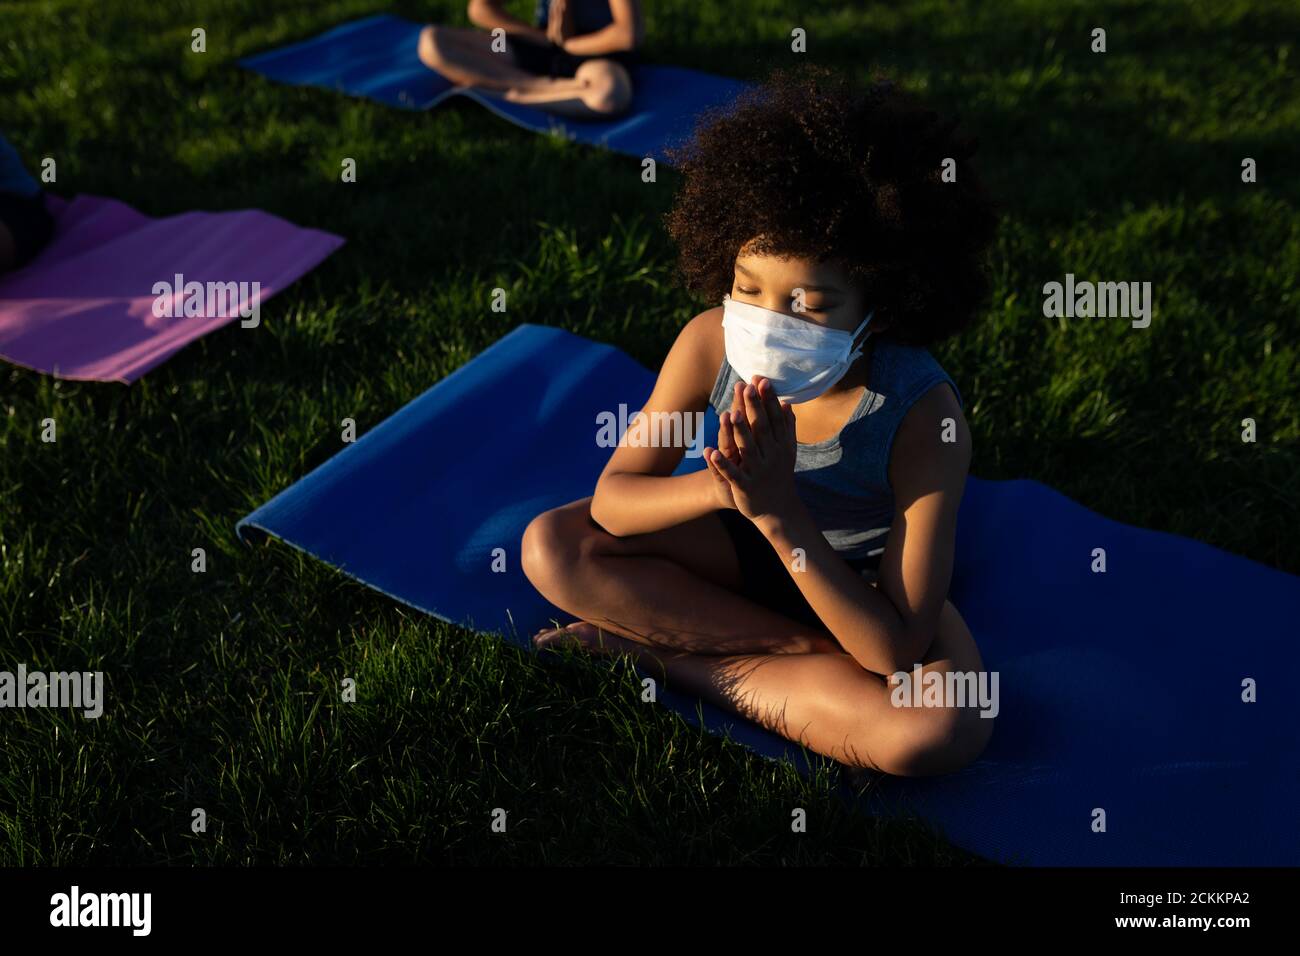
508;35;638;79
0;189;54;268
715;508;883;632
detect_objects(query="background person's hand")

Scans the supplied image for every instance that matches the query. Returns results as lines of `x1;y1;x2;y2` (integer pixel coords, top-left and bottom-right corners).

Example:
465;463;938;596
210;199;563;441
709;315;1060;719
547;0;571;45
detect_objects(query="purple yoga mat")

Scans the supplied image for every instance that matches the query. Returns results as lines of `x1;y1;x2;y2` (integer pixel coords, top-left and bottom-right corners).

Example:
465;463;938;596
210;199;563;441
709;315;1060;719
0;193;345;383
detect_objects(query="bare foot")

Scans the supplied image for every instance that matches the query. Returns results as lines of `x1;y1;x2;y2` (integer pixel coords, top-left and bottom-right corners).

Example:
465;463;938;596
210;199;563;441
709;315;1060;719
532;621;621;656
532;622;669;685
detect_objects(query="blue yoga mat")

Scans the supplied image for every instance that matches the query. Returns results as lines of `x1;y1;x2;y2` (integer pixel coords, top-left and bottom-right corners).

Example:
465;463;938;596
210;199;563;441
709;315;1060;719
239;14;750;164
239;323;1300;866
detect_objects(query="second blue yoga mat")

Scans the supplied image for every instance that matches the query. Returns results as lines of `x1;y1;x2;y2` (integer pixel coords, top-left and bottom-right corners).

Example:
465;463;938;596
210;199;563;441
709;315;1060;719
239;323;1300;866
239;14;750;163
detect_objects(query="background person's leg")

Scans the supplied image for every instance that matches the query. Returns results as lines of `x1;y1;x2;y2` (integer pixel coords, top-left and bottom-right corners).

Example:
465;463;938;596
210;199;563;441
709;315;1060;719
417;24;541;90
0;219;16;272
501;60;633;117
0;191;53;273
418;26;634;118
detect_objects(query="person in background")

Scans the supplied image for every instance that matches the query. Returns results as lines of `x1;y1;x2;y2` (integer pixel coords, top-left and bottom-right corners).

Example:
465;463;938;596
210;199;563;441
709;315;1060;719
417;0;643;119
0;133;54;274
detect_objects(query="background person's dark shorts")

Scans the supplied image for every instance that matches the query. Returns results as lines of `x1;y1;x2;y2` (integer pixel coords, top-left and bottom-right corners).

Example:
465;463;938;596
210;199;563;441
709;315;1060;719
0;190;54;268
507;35;638;79
715;508;883;632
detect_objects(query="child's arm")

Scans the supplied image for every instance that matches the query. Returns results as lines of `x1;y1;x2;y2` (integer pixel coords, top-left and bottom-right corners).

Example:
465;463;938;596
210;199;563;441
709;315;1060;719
712;378;969;676
555;0;643;56
589;308;735;536
466;0;548;43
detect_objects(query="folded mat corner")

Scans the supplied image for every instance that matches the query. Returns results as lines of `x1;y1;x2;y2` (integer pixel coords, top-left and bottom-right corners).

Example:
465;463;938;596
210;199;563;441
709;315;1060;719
0;192;345;382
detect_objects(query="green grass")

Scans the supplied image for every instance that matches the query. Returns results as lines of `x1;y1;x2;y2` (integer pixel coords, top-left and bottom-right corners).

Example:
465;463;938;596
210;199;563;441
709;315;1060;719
1;0;1296;864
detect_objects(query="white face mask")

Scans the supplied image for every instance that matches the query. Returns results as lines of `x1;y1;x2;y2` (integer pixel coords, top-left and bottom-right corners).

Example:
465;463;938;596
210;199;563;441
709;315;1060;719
721;295;874;404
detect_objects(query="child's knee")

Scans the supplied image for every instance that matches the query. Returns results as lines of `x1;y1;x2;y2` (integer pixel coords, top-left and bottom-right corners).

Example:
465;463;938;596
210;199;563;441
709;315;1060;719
875;705;993;777
521;509;565;589
521;505;597;597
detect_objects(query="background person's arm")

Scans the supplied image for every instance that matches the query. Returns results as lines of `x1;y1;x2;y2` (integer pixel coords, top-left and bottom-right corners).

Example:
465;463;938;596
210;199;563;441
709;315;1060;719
467;0;548;43
589;308;728;537
558;0;643;56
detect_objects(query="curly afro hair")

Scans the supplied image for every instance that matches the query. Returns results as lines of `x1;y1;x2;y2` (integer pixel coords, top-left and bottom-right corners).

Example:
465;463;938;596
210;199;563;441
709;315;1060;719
664;67;998;346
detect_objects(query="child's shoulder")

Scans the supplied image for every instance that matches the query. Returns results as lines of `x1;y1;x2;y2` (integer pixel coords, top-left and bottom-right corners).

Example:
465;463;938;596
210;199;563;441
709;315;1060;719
652;307;727;409
879;340;969;489
670;305;726;375
678;305;724;348
870;338;963;411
